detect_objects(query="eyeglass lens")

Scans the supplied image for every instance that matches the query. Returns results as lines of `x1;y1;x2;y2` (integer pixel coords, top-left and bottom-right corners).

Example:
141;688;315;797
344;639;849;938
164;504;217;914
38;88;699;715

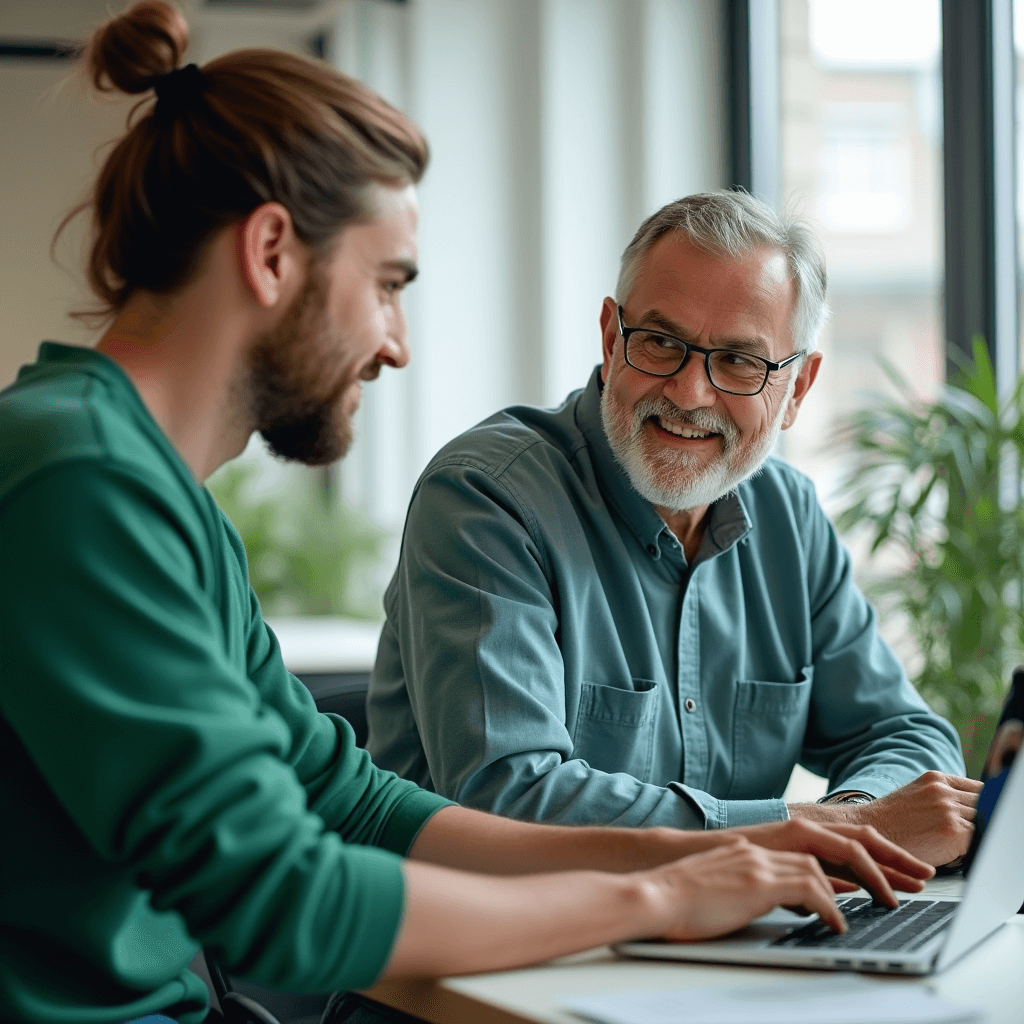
627;330;768;394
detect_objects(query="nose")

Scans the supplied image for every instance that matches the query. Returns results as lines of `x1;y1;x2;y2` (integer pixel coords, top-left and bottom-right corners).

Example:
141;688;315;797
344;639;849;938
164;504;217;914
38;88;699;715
380;307;411;370
665;349;717;407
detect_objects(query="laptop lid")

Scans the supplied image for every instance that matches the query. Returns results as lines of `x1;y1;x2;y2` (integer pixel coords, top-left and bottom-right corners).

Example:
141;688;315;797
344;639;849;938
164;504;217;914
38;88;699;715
934;751;1024;970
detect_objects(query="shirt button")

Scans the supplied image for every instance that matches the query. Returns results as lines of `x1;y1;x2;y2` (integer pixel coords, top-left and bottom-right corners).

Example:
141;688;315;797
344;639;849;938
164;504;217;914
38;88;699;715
647;544;658;556
684;698;697;713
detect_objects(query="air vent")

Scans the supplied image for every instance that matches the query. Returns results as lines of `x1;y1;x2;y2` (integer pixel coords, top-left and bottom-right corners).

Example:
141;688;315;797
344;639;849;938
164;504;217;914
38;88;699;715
205;0;326;9
0;40;82;61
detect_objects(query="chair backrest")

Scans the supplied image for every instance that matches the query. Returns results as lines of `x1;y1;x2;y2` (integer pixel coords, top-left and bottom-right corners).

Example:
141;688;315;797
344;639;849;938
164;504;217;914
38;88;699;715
295;671;370;747
202;952;329;1024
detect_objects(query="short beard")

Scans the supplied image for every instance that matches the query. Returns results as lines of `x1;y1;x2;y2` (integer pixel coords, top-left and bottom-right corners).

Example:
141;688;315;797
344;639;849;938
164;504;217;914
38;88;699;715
246;266;354;466
600;373;796;512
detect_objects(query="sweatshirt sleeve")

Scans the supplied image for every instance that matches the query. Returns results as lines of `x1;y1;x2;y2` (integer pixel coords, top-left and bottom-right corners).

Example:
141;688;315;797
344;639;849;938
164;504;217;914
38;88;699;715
796;476;965;793
0;461;445;992
218;507;451;855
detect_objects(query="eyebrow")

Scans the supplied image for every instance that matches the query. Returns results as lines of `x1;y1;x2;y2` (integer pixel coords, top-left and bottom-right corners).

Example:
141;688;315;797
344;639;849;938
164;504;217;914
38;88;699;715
636;308;770;356
382;259;419;284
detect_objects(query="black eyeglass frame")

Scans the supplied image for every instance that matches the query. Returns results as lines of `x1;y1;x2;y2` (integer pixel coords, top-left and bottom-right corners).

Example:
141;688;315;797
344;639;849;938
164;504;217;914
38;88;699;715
616;305;803;397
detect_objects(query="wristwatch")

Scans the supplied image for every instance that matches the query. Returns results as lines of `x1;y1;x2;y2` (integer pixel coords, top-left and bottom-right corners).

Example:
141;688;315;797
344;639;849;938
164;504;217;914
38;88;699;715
818;792;874;805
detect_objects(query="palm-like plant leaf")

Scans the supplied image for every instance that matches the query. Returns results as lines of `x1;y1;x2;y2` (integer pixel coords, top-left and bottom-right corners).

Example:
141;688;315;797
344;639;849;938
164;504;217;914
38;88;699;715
831;344;1022;775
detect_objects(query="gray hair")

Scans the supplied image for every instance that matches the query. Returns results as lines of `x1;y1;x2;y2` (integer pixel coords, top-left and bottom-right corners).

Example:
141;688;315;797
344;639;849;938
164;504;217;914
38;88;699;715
615;190;829;353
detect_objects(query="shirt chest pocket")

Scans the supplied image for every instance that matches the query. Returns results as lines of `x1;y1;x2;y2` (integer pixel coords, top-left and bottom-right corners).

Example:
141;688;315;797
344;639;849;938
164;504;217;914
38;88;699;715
728;667;814;799
570;679;659;780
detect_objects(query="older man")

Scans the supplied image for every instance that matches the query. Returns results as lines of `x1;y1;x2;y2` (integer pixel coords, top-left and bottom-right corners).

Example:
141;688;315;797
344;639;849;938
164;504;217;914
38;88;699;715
367;191;978;866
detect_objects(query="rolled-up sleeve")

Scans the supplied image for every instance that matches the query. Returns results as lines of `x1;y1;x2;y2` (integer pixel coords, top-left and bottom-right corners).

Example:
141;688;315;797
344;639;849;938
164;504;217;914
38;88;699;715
798;482;965;794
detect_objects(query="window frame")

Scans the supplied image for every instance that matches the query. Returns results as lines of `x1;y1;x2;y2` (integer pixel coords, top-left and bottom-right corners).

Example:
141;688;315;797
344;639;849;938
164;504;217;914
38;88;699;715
728;0;1021;391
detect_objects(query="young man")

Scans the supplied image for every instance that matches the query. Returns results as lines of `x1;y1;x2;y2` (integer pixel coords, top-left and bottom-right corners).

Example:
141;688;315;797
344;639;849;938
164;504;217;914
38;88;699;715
0;5;933;1024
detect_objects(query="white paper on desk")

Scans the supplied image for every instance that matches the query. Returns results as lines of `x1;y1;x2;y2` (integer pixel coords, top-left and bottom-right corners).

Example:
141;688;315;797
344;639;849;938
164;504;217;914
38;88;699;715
563;974;984;1024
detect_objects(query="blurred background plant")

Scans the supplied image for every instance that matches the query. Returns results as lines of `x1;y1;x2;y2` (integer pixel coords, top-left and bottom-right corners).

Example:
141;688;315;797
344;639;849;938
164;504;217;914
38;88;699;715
207;463;388;621
831;339;1023;777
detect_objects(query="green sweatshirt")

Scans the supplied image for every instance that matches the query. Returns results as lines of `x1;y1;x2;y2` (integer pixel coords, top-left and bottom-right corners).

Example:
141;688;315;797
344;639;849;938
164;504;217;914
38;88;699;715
0;344;451;1024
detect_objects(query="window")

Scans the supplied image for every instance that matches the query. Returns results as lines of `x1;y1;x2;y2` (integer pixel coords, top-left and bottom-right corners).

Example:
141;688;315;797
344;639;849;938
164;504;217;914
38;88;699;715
778;0;945;508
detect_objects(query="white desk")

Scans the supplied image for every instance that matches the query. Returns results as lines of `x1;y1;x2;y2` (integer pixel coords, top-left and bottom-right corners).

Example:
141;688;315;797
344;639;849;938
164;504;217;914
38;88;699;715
365;880;1024;1024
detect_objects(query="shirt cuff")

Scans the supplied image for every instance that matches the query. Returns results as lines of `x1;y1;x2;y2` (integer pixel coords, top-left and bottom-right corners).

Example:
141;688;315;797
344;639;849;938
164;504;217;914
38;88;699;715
669;783;789;829
378;787;456;856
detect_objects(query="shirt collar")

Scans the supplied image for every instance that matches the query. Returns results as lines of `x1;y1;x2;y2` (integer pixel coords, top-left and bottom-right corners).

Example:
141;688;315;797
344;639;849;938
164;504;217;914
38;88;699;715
574;366;750;562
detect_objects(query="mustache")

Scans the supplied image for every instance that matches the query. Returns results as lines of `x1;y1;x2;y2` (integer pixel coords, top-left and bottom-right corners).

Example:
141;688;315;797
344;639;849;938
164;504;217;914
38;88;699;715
630;395;739;445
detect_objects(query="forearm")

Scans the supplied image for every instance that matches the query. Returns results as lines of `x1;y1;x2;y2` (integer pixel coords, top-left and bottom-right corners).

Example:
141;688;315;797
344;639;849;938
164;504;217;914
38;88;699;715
382;860;661;978
388;830;876;978
788;802;853;825
408;805;723;875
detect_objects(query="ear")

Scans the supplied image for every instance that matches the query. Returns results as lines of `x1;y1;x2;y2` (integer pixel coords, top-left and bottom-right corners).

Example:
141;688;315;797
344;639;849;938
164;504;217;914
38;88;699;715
781;350;823;430
600;297;619;384
236;202;304;309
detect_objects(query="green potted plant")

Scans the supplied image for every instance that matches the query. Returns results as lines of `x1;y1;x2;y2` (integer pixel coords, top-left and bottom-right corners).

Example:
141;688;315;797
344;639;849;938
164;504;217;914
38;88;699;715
207;463;388;620
831;339;1023;776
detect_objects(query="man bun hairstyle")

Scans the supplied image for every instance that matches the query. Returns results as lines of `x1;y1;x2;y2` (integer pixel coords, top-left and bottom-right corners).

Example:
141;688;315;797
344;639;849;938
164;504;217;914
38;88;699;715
87;1;188;94
64;0;428;319
615;190;829;354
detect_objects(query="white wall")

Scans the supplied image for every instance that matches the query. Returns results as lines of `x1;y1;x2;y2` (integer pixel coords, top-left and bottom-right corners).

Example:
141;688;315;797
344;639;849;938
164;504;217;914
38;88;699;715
0;0;136;387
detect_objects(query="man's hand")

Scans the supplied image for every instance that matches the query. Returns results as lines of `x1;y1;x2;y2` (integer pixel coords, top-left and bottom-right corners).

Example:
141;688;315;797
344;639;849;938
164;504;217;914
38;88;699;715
643;837;849;941
983;720;1022;778
790;771;983;867
726;819;934;904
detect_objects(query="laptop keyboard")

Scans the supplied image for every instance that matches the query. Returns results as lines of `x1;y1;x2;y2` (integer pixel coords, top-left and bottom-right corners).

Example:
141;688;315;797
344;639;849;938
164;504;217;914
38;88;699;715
770;898;957;953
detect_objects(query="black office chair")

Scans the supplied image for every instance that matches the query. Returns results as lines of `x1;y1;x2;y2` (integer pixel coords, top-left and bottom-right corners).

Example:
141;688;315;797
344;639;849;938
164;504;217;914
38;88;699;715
296;671;371;748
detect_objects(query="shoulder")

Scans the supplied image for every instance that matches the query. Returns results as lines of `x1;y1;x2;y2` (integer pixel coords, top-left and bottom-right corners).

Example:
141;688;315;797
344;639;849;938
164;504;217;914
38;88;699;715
421;391;588;488
739;456;822;516
1;355;191;509
0;361;107;501
0;360;224;570
735;457;835;560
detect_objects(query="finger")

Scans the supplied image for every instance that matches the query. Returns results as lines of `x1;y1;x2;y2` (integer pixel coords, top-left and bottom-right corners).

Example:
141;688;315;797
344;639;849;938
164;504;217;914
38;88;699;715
827;825;935;880
877;866;928;893
790;853;850;932
822;861;927;896
808;836;898;907
827;877;861;894
734;847;846;933
945;775;985;793
787;865;848;933
819;859;897;907
767;824;904;904
951;787;982;808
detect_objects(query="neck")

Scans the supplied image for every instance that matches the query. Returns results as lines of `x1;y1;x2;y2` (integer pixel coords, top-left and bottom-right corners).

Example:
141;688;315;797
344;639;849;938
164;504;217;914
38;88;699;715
653;502;711;563
96;240;258;481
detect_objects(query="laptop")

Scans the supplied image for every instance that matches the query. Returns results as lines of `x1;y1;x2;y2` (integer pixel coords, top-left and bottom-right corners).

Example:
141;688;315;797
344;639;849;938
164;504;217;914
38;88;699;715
617;750;1024;975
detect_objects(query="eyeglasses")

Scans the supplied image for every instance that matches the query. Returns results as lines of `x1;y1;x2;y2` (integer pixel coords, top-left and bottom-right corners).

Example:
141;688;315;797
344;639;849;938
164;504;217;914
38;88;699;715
617;305;802;397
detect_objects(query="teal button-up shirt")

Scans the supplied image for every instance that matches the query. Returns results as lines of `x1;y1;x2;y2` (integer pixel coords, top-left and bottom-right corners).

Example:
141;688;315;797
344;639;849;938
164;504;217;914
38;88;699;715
367;368;963;829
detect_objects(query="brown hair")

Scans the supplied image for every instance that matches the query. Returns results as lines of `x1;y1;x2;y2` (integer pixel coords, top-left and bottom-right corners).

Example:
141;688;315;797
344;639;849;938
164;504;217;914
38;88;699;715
62;1;429;319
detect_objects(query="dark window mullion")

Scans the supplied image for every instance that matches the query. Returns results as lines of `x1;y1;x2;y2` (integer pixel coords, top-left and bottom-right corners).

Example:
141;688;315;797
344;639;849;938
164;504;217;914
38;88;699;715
942;0;1019;388
728;0;781;206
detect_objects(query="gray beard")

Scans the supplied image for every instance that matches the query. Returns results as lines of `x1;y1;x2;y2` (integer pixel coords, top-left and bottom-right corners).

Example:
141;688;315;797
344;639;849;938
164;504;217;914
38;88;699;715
599;376;794;512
